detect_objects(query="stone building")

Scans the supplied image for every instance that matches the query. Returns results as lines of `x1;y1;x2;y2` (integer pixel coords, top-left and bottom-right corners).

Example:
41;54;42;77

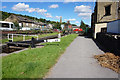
64;21;71;30
5;14;46;30
91;0;120;38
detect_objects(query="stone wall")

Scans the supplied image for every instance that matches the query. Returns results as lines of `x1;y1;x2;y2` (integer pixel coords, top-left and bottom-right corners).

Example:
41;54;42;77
97;2;118;23
28;23;32;28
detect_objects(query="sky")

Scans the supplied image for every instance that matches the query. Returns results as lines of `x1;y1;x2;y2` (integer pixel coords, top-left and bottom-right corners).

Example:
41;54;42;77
1;2;95;26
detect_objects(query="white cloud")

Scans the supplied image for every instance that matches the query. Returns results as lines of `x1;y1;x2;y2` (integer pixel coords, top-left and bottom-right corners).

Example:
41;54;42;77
37;9;47;13
55;16;61;19
2;6;7;8
26;8;36;13
12;3;47;13
75;21;79;23
74;5;92;13
64;0;81;2
12;3;54;18
64;0;94;2
12;3;29;11
49;4;59;8
74;5;92;19
78;13;91;17
44;13;52;18
64;18;76;21
78;13;91;19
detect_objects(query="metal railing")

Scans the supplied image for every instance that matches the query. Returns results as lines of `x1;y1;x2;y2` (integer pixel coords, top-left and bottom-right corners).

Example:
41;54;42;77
8;34;38;42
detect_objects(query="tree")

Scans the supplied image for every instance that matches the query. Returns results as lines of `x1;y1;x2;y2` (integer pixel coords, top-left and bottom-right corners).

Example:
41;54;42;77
53;22;61;30
2;11;11;20
14;22;20;30
72;24;77;26
80;20;86;30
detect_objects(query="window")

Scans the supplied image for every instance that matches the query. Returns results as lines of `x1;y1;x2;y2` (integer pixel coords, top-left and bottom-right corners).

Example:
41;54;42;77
118;7;120;13
26;23;28;26
19;23;22;27
1;23;9;28
105;5;111;16
32;24;34;27
11;24;14;28
101;28;107;33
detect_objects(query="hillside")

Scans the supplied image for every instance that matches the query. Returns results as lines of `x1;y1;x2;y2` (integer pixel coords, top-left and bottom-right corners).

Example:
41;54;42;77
1;11;77;26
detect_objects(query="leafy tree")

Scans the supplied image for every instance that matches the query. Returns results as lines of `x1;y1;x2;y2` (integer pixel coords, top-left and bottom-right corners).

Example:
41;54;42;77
50;21;56;24
72;24;77;26
14;22;20;30
53;22;61;30
80;20;86;30
2;11;11;20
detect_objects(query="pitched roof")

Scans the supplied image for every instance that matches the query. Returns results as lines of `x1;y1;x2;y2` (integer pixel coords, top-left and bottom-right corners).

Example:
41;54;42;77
16;16;34;23
10;14;46;25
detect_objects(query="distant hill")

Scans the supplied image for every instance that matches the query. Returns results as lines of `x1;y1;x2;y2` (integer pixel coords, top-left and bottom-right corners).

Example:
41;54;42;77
1;11;54;24
1;11;77;27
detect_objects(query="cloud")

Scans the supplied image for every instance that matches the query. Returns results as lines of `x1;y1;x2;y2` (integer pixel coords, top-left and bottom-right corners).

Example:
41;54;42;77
64;0;82;2
37;9;47;13
12;3;54;18
75;21;80;23
74;5;92;19
49;4;59;8
64;18;76;21
78;13;91;17
2;6;7;8
44;13;52;18
25;8;36;13
78;13;91;19
74;5;92;13
12;3;29;11
12;3;47;13
55;16;61;19
64;0;94;2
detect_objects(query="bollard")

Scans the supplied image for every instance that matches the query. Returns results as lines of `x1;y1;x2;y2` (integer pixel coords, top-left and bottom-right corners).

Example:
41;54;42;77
31;37;36;48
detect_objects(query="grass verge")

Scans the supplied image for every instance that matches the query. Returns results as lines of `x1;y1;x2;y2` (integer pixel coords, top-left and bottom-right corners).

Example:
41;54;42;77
2;34;77;78
1;33;58;44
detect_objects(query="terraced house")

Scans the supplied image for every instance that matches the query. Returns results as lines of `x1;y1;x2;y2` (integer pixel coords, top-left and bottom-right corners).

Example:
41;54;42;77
91;0;120;39
5;14;47;30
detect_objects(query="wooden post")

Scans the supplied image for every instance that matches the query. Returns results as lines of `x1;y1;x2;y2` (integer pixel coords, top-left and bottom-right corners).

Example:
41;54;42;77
8;34;9;40
37;36;38;40
23;35;25;41
12;34;13;42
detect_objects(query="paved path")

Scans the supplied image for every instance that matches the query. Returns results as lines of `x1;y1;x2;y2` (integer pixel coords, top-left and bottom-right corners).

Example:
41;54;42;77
47;36;118;78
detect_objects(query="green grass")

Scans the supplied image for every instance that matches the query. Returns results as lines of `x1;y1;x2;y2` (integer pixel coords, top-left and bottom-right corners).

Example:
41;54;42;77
1;33;58;44
2;34;77;78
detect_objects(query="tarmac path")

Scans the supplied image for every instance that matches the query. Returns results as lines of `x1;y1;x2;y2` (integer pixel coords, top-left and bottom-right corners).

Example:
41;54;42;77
47;36;118;78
